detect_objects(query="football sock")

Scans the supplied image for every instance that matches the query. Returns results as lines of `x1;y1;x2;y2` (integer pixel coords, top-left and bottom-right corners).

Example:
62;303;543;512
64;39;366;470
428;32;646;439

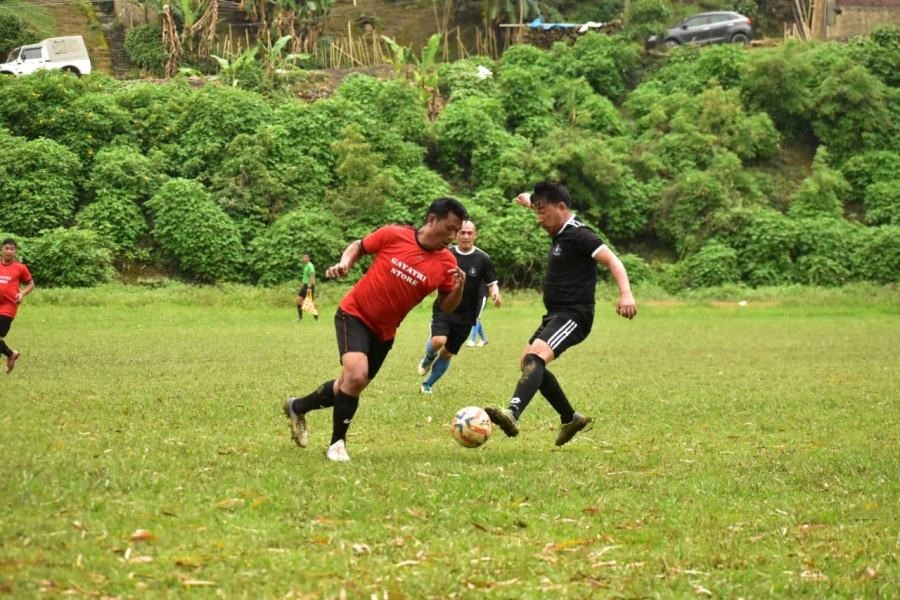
424;339;437;361
297;305;303;319
540;369;575;423
468;326;477;343
509;354;545;420
331;390;359;444
0;340;9;358
292;379;336;414
476;322;486;340
424;356;451;387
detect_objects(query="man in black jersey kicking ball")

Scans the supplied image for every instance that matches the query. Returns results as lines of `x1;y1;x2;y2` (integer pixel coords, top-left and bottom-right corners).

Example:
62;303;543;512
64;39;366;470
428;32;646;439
484;182;637;446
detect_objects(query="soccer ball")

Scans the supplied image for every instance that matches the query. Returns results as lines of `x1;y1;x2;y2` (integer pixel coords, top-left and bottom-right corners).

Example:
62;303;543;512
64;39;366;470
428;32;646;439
450;406;492;448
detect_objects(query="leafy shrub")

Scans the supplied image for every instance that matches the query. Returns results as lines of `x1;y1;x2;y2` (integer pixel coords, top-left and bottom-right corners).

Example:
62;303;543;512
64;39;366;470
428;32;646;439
113;81;193;154
45;91;134;164
650;44;750;95
496;63;555;133
840;150;900;205
792;217;863;285
274;97;369;173
172;87;275;180
86;145;164;203
124;24;167;76
470;188;547;287
0;14;36;58
76;195;147;260
788;148;849;219
682;240;741;288
848;25;900;87
624;0;672;42
811;62;899;163
0;136;80;236
433;95;507;179
740;44;815;133
557;33;640;103
618;253;656;285
249;207;347;285
336;74;430;147
854;226;900;283
25;228;115;287
146;179;243;282
382;167;452;229
437;57;497;100
863;182;900;226
709;207;797;286
208;124;331;242
657;170;731;253
554;78;627;135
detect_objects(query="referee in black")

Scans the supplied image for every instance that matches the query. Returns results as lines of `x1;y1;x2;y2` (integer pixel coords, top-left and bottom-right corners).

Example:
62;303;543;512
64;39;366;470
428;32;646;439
485;181;637;446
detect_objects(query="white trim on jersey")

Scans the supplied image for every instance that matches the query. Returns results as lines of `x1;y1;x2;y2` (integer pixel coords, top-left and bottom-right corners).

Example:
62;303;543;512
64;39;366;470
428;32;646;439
547;319;578;350
590;244;608;259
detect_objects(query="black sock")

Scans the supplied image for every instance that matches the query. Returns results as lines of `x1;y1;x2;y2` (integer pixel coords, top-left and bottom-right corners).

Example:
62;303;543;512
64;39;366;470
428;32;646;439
540;369;575;423
292;380;336;414
297;306;303;319
331;390;359;445
0;340;10;358
509;354;545;420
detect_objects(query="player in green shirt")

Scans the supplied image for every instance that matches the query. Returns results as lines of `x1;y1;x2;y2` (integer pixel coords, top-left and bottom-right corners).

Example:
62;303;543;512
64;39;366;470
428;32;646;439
297;254;318;321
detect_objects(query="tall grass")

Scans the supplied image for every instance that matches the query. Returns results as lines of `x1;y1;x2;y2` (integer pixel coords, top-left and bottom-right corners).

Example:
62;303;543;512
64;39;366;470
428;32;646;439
1;285;897;597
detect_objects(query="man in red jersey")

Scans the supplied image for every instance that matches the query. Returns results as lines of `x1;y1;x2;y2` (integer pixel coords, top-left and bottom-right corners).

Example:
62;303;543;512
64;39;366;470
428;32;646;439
0;239;35;374
283;197;469;462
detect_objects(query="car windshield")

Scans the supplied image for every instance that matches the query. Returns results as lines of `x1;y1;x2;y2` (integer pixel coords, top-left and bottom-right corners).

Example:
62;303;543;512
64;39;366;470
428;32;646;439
6;47;20;62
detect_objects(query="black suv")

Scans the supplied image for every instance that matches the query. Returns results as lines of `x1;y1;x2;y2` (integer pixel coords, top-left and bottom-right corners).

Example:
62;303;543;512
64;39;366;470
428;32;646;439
648;12;754;49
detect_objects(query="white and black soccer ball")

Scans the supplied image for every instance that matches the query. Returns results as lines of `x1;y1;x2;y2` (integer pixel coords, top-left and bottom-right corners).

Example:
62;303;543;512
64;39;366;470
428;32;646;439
450;406;492;448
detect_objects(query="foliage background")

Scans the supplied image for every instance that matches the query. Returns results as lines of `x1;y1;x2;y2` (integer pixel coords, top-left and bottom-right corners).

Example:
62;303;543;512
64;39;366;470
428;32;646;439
0;24;897;289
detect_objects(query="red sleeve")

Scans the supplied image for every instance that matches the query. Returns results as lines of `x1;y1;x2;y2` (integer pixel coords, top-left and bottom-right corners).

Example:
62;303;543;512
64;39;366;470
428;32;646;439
360;225;396;255
20;264;32;284
437;252;457;294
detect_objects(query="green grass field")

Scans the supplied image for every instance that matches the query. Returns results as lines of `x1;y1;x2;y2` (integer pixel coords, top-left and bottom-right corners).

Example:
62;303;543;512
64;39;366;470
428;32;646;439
1;284;897;597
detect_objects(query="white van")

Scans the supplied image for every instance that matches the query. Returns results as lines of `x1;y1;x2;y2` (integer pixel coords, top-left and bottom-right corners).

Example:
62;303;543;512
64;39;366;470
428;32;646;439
0;36;93;76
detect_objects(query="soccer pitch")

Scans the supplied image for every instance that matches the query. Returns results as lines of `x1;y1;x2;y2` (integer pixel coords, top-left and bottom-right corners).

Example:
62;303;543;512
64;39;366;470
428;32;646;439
1;284;897;597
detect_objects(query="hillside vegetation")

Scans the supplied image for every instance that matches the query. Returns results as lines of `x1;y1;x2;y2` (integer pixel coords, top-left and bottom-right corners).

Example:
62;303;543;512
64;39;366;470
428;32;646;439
0;25;897;291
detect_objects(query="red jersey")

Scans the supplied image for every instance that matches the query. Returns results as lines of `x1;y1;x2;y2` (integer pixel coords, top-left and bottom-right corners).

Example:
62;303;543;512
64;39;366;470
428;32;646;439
340;225;457;341
0;260;33;318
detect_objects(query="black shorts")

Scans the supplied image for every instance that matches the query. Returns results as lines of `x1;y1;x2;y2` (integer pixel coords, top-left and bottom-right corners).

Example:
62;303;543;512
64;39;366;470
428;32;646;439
298;283;314;299
529;312;591;359
0;316;12;337
428;312;472;355
335;308;394;380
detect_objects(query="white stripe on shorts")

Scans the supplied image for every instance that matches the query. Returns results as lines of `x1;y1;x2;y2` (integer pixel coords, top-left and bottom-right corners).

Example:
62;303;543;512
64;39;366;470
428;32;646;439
547;319;577;350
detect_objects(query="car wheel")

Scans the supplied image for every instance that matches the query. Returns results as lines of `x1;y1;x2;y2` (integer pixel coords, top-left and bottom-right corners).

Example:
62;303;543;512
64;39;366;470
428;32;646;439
730;33;749;44
62;66;81;76
664;39;680;49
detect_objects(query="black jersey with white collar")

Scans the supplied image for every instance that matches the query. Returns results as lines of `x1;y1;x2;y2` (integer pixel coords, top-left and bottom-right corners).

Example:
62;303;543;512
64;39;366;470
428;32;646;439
431;246;498;324
542;217;605;321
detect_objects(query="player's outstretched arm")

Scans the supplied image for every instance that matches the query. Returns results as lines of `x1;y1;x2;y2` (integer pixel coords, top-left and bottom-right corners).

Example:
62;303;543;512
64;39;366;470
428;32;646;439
595;246;636;320
326;240;364;279
488;282;502;308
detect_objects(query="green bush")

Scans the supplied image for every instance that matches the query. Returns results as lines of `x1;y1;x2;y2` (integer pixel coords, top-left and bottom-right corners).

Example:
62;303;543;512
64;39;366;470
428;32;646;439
113;81;193;154
863;182;900;226
249;207;347;286
788;148;849;219
146;179;243;282
840;150;900;206
792;217;863;286
76;194;147;260
557;33;640;103
86;145;164;203
25;228;115;287
740;44;815;134
0;14;36;58
657;170;731;253
335;74;430;147
433;95;507;179
208;124;331;242
45;91;134;164
618;252;656;285
124;24;167;76
437;57;497;100
172;87;275;180
623;0;672;42
709;207;797;286
0;135;80;237
854;225;900;284
682;240;741;288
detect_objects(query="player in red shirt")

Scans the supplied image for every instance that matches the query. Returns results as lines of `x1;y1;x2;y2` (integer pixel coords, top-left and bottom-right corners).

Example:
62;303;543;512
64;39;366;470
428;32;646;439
0;239;35;374
283;197;469;462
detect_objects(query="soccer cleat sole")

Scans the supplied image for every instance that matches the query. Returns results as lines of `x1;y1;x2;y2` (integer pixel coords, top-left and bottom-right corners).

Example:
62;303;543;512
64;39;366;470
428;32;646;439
484;406;519;437
283;398;308;448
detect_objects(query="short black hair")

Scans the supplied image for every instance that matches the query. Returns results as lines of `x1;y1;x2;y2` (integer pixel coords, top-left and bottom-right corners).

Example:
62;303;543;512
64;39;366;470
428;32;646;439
1;238;17;248
426;197;469;224
531;182;572;208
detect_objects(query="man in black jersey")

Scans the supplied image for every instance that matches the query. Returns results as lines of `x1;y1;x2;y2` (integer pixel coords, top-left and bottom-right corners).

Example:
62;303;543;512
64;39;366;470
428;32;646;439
484;182;637;446
417;220;501;393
